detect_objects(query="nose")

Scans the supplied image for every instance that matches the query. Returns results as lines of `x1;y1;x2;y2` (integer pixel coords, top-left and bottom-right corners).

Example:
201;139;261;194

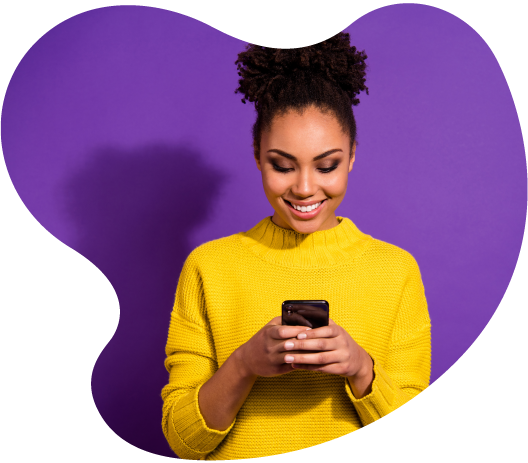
290;166;317;198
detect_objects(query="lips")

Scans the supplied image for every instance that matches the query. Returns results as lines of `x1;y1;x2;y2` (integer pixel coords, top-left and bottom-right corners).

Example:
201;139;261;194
284;198;327;218
285;199;321;207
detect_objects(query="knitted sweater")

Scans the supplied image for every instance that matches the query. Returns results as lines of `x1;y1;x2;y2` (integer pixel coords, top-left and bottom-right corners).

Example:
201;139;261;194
161;216;431;460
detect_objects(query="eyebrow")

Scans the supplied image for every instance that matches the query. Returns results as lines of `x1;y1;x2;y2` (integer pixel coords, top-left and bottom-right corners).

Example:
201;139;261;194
267;148;343;161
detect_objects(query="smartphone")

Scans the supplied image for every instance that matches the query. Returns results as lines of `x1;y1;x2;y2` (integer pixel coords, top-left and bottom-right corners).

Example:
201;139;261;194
282;300;329;329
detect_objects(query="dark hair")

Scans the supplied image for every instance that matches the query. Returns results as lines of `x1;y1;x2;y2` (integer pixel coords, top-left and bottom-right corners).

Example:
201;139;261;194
234;32;368;160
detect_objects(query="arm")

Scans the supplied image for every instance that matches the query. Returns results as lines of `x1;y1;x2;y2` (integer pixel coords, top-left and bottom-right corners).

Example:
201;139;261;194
161;252;233;460
162;253;310;458
345;324;431;425
345;258;431;424
285;257;431;425
199;317;312;431
196;348;257;432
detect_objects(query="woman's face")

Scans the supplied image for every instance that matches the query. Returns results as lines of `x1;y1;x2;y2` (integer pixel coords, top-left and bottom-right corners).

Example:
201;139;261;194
256;105;355;234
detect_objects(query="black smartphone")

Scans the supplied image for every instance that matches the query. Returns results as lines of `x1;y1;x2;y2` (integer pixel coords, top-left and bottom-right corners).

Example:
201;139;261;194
282;300;329;329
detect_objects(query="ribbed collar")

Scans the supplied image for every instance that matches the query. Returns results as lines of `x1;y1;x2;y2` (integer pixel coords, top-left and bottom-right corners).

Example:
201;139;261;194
237;216;372;269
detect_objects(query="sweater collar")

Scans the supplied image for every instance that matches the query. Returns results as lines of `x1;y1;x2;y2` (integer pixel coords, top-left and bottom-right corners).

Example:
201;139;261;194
238;215;372;269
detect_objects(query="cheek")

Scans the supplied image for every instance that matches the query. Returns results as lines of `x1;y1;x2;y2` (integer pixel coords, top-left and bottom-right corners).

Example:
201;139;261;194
262;172;290;196
321;173;348;196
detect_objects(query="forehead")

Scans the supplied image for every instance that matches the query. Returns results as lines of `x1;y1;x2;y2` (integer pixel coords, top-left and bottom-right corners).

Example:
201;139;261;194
263;106;349;155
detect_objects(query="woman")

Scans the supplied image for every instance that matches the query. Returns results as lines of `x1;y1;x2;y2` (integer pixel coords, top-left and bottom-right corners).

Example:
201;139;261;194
161;32;431;460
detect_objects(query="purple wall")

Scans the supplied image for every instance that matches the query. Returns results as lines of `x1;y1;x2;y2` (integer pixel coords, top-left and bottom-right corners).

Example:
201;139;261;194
1;4;525;458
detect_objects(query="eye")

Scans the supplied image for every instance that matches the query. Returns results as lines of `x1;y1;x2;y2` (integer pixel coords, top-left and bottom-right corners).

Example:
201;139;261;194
271;163;293;173
271;162;340;174
318;163;339;173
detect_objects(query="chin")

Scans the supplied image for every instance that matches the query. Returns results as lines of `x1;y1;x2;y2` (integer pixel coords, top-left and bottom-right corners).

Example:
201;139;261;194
290;220;324;234
282;215;327;234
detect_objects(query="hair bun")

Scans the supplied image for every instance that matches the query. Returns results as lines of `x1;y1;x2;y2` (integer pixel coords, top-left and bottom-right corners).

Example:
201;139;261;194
235;32;368;107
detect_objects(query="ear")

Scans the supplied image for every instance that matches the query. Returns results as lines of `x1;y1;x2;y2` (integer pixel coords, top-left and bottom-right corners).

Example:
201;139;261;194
254;142;261;171
348;141;357;173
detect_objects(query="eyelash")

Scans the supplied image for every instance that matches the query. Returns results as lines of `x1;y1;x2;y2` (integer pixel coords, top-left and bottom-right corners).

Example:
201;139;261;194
271;163;339;174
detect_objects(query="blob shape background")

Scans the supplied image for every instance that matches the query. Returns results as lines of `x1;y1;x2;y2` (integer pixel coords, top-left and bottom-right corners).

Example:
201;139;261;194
1;3;526;458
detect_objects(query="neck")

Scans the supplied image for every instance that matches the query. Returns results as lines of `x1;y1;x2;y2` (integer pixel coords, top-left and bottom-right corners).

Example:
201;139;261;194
271;212;341;234
238;215;373;269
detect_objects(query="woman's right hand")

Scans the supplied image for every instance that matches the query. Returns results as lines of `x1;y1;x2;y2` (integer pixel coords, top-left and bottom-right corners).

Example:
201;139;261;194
234;317;311;378
197;317;311;432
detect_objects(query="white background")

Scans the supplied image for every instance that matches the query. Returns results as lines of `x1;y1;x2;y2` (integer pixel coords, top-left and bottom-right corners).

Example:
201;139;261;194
1;1;526;461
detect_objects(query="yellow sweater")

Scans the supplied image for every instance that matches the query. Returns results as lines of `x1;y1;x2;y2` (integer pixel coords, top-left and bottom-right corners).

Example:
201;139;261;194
161;216;431;460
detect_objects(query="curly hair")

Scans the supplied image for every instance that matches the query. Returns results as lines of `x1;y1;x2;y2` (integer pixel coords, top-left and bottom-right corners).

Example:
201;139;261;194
234;32;368;160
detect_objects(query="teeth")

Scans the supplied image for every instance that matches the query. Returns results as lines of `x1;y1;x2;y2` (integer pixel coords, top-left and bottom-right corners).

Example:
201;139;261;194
292;201;322;212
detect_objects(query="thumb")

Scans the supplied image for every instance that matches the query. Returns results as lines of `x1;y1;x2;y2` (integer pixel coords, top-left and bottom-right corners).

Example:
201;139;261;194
266;316;282;326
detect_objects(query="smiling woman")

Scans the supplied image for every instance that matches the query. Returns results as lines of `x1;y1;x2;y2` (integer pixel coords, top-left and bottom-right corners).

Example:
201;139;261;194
257;106;355;232
161;32;431;460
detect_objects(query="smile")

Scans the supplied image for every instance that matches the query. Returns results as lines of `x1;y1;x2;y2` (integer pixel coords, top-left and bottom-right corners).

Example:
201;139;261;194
284;199;327;217
287;201;322;212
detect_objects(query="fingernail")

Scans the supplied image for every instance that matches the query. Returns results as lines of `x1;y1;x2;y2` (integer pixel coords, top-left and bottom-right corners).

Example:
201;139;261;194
285;355;294;363
284;341;294;349
297;333;307;339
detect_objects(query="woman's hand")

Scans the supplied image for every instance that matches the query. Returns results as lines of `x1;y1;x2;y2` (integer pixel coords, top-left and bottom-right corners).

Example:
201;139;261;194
235;317;311;378
282;319;374;399
199;317;309;431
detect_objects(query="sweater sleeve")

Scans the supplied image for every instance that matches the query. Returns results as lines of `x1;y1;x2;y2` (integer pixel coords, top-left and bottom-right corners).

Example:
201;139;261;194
161;251;235;459
345;256;431;425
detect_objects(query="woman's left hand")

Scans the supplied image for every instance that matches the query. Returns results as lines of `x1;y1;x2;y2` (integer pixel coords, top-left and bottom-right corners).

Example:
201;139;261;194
283;319;374;399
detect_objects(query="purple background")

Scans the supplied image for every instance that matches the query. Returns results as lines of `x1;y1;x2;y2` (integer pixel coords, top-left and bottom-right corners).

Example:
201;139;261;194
1;4;526;458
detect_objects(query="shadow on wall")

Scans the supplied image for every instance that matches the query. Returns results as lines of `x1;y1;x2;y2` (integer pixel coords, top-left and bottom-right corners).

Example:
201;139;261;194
63;144;226;457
